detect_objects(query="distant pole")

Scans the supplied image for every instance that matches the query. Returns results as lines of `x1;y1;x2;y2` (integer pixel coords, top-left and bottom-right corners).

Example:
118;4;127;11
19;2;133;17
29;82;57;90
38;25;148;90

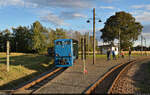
141;35;143;56
83;36;85;73
118;29;120;58
83;36;84;61
93;8;96;64
81;37;83;59
144;38;146;56
6;41;10;72
84;35;87;60
87;32;89;56
80;37;81;58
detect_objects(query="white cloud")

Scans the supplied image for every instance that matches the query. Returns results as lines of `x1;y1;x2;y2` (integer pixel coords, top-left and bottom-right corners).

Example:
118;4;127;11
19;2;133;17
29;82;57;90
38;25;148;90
142;33;150;37
61;11;87;19
137;33;150;46
142;24;150;33
131;4;150;10
26;0;93;9
99;6;115;9
40;12;69;26
0;0;24;6
131;10;150;22
0;0;38;8
39;10;87;26
133;25;150;47
73;13;87;18
135;11;150;22
131;5;144;9
0;0;120;9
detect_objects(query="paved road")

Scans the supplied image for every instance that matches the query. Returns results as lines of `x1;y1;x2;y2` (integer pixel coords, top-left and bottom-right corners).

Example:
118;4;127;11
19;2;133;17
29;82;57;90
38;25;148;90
34;56;140;94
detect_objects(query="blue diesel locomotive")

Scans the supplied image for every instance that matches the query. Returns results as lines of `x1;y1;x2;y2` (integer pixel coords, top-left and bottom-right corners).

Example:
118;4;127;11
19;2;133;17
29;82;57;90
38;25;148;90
54;39;78;67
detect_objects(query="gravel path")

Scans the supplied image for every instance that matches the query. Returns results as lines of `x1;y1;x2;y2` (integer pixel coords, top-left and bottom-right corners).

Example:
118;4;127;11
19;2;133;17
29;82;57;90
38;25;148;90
34;56;140;94
111;58;150;94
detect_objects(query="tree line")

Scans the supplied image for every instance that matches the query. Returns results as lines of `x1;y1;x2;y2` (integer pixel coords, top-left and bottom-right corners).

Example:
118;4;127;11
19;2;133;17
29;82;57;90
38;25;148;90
0;21;97;53
0;11;146;53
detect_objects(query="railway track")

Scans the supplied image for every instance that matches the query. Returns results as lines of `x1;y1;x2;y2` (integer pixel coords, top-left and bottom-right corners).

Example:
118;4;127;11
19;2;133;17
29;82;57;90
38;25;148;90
11;67;67;94
84;58;147;94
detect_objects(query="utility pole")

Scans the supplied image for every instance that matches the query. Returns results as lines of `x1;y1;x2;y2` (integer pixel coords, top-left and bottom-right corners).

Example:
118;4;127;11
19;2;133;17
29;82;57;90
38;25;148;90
81;37;83;59
118;28;120;58
144;38;146;56
6;41;10;72
93;8;96;64
141;35;143;56
82;36;87;74
87;32;89;56
86;8;101;64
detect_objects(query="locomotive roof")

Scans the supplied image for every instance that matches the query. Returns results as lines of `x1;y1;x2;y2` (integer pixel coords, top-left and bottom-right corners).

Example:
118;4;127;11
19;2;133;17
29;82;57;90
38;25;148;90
55;39;78;42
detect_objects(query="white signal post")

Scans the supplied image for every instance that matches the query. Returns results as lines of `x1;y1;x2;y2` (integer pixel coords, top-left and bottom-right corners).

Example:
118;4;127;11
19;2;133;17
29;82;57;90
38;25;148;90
7;41;10;72
82;36;87;74
141;35;143;56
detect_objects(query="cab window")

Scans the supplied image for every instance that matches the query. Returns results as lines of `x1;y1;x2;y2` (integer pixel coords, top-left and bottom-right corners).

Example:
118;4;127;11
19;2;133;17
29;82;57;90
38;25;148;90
64;41;70;45
56;41;62;45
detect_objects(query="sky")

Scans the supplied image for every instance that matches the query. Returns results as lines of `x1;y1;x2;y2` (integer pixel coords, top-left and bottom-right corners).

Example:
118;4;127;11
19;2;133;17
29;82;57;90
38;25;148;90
0;0;150;46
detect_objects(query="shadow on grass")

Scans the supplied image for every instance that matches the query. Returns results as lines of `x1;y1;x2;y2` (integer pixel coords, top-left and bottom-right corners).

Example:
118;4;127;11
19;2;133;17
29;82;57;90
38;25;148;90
0;54;55;90
132;61;150;93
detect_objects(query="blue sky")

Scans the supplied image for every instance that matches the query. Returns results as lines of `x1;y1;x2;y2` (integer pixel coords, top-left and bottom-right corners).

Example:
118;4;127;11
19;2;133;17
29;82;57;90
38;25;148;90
0;0;150;46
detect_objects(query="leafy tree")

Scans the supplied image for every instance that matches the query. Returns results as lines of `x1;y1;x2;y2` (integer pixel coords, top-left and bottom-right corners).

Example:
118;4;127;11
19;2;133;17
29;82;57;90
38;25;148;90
0;30;4;51
48;29;56;47
2;29;11;41
0;29;11;52
30;21;48;53
48;28;67;47
100;11;143;49
55;28;67;39
12;26;31;52
73;31;82;41
72;31;82;51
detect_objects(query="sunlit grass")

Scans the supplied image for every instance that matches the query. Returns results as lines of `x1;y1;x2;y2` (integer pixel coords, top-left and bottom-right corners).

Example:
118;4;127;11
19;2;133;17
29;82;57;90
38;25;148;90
0;53;53;89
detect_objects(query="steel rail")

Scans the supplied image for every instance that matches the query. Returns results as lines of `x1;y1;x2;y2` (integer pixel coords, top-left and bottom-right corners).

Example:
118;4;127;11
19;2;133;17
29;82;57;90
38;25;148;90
108;58;148;94
84;60;135;94
107;60;136;94
11;67;64;94
85;57;149;94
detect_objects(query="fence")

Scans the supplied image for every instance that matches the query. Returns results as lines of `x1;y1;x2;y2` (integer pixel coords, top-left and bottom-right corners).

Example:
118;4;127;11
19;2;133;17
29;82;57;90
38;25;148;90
79;51;150;55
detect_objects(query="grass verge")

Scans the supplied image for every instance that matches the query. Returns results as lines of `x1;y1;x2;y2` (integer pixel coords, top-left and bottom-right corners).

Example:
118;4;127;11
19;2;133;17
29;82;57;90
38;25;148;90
0;53;53;90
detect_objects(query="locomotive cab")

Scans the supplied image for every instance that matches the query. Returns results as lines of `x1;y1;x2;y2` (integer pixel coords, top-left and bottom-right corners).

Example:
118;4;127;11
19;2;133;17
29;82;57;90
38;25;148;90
54;39;78;67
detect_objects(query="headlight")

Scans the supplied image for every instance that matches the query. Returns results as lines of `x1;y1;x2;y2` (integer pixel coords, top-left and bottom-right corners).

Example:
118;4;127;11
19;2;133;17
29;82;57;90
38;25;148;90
56;54;59;56
69;53;71;56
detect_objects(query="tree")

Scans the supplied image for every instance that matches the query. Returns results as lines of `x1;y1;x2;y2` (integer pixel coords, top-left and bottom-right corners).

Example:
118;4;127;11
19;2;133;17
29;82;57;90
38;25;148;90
0;30;4;52
71;31;82;51
12;26;31;52
30;21;48;53
100;11;143;49
55;28;67;39
0;29;11;52
48;28;67;47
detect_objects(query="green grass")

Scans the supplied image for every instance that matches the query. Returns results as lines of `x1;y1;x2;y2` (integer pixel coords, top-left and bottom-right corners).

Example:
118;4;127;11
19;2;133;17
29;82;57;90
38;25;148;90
86;54;106;58
79;54;141;59
0;53;53;89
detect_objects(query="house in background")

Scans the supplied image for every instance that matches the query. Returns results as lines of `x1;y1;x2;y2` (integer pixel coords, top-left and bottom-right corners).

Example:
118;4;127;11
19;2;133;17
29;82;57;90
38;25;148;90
98;44;119;55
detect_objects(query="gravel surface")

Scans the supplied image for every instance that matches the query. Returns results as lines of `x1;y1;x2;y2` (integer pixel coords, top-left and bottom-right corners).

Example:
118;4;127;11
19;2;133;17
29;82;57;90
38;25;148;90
34;56;140;94
111;57;150;94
